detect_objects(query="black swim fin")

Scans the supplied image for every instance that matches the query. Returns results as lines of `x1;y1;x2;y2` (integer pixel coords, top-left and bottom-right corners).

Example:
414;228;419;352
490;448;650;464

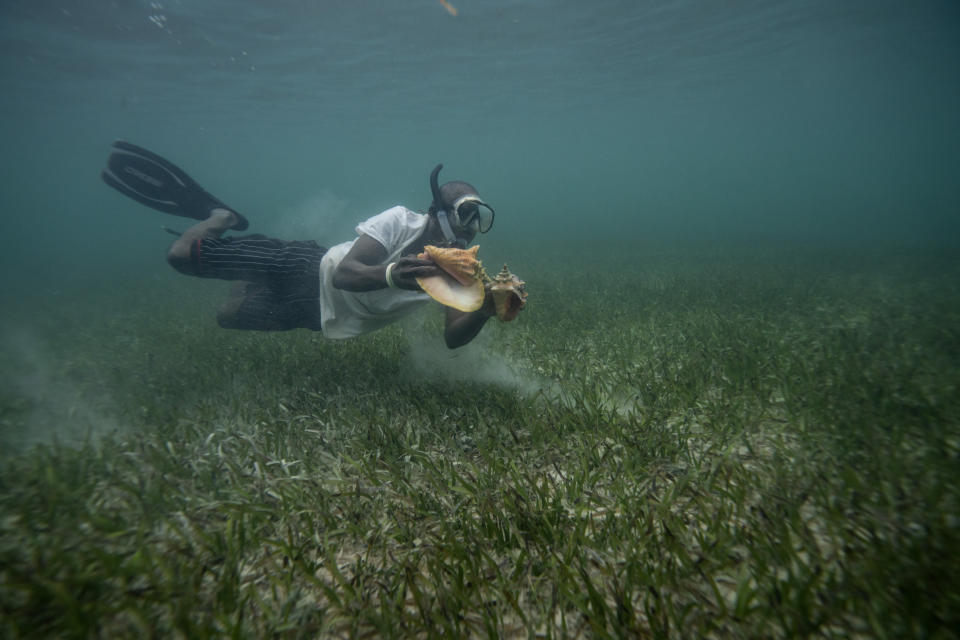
101;140;249;231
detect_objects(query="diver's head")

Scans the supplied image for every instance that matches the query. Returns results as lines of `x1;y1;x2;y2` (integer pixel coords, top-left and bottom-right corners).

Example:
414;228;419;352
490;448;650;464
428;164;495;248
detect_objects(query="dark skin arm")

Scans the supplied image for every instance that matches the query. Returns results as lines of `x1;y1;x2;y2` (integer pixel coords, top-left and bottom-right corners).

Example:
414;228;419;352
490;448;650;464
444;287;496;349
331;235;436;291
332;234;494;348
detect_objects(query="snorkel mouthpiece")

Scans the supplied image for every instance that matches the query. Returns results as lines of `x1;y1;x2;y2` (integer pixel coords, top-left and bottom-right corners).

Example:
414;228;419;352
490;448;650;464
436;210;464;247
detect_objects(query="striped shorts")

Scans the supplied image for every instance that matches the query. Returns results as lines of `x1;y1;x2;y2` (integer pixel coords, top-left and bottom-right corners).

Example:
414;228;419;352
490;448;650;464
192;234;327;331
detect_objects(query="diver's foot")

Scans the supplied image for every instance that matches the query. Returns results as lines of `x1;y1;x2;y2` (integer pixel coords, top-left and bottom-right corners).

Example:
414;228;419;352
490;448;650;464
166;208;246;274
209;207;248;231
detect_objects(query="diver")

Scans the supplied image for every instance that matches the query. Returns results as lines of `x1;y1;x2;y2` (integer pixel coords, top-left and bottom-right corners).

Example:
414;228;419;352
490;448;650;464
101;141;498;349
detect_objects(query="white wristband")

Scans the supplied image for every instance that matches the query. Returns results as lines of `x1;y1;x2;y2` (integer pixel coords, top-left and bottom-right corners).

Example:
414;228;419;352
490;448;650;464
384;262;398;289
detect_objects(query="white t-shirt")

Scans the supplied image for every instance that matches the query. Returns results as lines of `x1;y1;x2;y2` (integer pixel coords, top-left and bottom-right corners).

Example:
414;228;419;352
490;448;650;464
318;206;432;339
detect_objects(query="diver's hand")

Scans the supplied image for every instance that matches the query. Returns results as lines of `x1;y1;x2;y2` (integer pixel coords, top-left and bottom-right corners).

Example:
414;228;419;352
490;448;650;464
390;255;440;290
479;281;497;317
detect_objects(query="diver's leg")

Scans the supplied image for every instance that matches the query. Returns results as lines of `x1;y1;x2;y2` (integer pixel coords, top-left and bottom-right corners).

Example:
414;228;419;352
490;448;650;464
213;241;326;331
216;282;270;329
166;208;242;275
216;282;298;331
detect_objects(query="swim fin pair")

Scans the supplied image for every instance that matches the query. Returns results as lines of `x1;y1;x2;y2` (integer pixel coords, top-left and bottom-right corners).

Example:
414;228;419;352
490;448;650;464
101;140;249;231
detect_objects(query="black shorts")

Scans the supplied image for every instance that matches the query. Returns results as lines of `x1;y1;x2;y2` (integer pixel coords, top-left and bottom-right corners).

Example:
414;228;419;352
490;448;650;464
192;234;327;331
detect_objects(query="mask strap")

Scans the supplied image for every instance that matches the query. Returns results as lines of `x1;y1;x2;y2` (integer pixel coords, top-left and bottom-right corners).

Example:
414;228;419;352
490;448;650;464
436;210;465;248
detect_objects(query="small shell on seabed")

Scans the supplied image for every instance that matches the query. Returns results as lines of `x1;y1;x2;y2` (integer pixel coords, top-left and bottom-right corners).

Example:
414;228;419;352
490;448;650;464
489;264;528;321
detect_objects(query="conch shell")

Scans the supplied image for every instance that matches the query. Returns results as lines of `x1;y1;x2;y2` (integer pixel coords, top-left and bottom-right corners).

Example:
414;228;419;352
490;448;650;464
488;264;527;321
415;245;485;312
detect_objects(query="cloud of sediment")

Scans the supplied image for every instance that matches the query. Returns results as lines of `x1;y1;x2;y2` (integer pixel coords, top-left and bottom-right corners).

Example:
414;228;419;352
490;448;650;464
0;327;120;450
402;316;550;397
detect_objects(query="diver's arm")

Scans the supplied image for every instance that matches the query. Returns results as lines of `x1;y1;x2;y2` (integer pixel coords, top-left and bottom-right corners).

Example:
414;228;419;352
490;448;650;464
331;235;390;291
443;290;496;349
332;235;438;291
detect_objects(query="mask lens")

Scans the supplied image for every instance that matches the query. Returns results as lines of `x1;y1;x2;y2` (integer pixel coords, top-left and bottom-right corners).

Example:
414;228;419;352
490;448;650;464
455;199;494;233
476;207;494;233
457;202;479;225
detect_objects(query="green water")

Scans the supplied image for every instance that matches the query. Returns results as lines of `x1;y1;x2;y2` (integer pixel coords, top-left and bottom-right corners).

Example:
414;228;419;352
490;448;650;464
2;0;959;636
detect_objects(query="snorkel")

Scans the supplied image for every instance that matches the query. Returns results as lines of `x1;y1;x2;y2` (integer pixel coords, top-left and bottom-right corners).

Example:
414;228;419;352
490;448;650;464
430;163;466;248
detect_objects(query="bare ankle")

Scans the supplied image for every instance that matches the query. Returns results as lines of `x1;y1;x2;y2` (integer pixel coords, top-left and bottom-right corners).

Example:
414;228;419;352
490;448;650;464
166;244;196;275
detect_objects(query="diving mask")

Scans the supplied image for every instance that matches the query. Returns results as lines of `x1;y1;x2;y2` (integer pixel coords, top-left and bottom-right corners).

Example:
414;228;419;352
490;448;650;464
450;194;495;234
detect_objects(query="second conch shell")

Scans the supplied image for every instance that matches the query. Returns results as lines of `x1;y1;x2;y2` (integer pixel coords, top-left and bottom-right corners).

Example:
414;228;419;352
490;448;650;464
415;245;485;312
489;264;528;321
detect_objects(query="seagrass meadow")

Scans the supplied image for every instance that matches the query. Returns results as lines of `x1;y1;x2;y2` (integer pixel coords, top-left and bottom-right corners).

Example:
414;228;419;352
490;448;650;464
1;245;958;638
